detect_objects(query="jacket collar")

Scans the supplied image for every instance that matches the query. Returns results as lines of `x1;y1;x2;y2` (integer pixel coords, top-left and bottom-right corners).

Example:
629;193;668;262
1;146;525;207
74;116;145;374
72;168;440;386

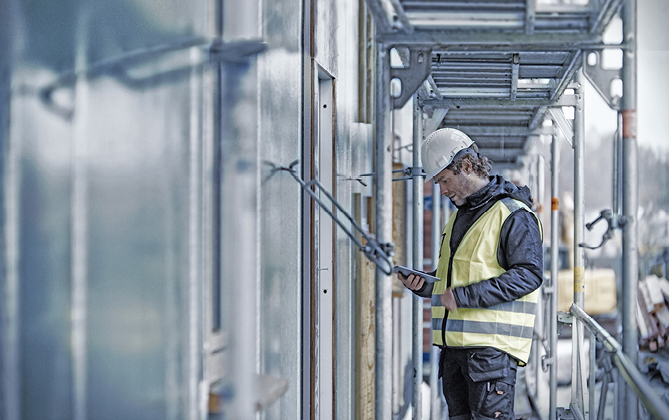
457;175;533;211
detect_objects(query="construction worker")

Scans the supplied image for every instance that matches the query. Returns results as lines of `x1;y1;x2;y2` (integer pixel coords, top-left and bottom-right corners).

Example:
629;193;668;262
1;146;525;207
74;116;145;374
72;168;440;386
398;128;543;420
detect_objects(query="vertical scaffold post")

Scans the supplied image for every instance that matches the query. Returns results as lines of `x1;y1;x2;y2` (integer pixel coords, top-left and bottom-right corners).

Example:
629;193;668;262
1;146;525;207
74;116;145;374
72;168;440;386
430;177;442;419
622;0;639;418
221;1;262;413
222;61;258;420
549;120;560;420
375;43;393;420
534;153;545;399
0;0;16;418
71;7;92;420
572;70;588;419
411;96;424;420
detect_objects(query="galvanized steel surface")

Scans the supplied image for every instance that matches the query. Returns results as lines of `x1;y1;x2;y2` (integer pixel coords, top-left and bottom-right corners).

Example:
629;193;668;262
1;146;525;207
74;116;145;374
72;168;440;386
12;64;204;419
570;304;669;420
411;96;423;419
621;0;640;417
256;4;304;420
0;0;644;419
2;0;303;418
375;44;394;420
549;121;560;420
571;70;588;419
369;0;621;169
0;1;16;419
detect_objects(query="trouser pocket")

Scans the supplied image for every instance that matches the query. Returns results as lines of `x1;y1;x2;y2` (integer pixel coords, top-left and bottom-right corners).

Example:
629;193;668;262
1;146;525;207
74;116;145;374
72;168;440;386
467;347;512;383
473;379;515;420
466;348;517;420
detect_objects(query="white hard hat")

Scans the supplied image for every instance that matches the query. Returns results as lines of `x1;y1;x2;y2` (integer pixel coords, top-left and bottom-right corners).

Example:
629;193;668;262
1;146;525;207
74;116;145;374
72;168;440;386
421;128;474;182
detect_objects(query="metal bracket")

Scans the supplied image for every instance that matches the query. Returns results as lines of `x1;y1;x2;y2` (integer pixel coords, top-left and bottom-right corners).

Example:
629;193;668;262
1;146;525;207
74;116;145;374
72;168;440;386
391;166;427;182
556;311;572;336
556;407;576;420
338;174;369;187
274;160;395;275
390;47;432;109
541;355;554;373
359;166;427;182
597;350;615;373
548;107;573;148
208;39;268;63
379;242;395;259
558;311;573;325
579;209;627;250
583;50;622;111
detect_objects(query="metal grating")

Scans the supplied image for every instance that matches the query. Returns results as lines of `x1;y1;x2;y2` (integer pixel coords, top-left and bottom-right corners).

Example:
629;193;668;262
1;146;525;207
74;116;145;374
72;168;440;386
368;0;622;168
399;0;593;31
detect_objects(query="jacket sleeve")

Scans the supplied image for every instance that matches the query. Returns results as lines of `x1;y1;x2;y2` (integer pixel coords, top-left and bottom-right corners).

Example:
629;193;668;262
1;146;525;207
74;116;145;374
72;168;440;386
452;210;543;308
411;269;436;298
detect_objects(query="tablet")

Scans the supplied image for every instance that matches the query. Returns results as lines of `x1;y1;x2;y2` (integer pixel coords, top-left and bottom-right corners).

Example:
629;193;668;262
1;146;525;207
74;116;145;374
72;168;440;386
392;266;440;284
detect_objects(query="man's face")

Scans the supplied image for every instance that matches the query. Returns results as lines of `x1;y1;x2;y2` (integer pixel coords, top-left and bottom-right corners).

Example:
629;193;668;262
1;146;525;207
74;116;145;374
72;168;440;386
434;164;478;207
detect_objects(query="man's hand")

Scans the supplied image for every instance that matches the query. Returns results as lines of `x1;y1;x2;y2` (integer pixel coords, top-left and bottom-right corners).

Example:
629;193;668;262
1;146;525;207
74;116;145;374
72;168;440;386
397;272;425;291
441;288;457;311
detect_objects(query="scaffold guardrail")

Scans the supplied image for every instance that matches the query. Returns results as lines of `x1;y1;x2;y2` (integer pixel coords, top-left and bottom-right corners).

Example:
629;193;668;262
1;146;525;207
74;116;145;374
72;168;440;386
569;304;669;420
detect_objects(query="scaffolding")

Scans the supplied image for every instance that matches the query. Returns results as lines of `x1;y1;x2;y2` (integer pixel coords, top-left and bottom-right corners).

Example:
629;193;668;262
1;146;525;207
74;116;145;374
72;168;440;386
362;0;659;418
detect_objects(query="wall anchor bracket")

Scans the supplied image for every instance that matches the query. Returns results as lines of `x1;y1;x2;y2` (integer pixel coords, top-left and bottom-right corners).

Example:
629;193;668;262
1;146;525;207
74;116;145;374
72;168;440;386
582;50;622;111
390;47;432;109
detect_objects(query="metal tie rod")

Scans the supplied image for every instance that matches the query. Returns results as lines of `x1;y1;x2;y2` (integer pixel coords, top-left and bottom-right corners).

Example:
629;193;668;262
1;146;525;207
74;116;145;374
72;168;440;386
358;166;426;182
278;160;394;275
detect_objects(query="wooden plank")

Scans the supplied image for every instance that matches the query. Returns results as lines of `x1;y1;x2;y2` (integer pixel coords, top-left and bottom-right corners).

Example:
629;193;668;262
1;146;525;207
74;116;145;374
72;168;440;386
355;194;375;419
655;305;669;336
658;277;669;303
645;275;665;308
637;295;655;344
392;162;407;295
639;279;655;314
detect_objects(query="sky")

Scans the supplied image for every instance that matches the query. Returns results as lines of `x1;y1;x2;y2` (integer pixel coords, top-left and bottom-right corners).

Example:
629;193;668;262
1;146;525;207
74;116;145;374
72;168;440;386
585;0;669;153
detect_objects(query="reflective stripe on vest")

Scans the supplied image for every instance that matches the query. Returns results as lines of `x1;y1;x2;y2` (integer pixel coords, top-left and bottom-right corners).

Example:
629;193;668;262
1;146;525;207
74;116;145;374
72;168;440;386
431;197;540;365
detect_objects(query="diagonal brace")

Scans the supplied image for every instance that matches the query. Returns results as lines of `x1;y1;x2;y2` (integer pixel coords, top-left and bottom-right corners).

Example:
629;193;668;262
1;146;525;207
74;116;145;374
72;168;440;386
279;161;395;275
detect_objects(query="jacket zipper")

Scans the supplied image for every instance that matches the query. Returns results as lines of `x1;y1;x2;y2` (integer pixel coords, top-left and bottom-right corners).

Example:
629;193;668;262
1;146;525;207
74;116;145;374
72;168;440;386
442;248;456;346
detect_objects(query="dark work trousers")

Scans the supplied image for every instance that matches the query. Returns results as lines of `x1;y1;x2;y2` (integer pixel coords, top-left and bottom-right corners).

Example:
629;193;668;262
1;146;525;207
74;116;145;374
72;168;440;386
440;347;518;420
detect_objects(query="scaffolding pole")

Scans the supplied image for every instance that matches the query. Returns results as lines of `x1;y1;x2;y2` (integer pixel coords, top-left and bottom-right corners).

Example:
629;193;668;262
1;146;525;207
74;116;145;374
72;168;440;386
71;8;93;420
411;97;424;420
621;0;639;418
429;181;442;420
222;63;258;420
0;0;16;418
571;70;588;419
534;152;545;400
549;120;560;420
375;43;393;420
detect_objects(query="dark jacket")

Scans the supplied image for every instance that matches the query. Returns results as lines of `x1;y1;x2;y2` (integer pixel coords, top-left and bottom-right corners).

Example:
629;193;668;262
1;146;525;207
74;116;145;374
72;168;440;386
415;175;544;308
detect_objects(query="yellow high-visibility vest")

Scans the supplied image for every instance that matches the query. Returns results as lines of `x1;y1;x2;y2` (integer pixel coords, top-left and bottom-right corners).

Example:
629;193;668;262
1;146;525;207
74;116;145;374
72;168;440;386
431;197;540;365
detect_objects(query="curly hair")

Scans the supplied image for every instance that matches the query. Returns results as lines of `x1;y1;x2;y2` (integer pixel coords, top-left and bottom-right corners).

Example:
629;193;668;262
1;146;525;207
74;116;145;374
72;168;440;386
446;143;492;177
